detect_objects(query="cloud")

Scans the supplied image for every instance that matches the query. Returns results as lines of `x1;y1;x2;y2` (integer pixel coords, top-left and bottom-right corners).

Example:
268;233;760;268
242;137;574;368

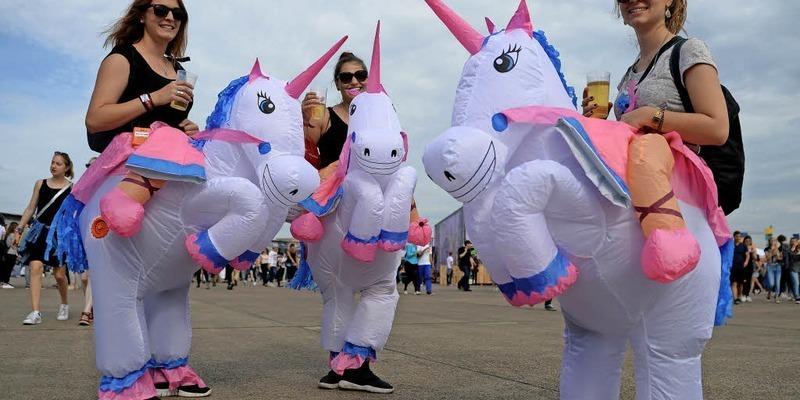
1;0;797;242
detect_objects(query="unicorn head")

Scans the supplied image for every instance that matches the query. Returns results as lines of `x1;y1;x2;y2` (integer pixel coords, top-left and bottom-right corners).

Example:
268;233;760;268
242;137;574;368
205;37;348;206
342;21;407;177
423;0;577;204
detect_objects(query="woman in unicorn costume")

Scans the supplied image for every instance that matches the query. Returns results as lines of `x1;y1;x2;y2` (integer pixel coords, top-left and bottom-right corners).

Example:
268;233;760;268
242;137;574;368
48;38;347;399
421;1;732;399
290;22;432;394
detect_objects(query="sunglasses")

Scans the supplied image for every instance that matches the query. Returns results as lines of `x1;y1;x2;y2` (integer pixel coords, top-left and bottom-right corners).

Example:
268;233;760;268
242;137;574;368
337;70;368;83
53;151;69;157
144;4;187;21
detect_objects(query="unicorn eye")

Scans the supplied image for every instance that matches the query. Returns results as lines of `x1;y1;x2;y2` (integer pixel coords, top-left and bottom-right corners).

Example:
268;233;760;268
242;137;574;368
494;44;521;73
350;104;357;116
257;92;275;114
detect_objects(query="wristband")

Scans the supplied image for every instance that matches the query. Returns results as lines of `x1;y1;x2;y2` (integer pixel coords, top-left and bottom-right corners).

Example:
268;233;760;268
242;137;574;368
139;93;154;112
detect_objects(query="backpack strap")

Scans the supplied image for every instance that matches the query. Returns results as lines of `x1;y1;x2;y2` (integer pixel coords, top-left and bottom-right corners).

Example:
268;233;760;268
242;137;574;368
669;36;694;113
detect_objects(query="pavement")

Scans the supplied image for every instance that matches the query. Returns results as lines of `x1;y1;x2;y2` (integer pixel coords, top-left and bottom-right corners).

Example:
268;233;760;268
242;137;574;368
1;275;798;400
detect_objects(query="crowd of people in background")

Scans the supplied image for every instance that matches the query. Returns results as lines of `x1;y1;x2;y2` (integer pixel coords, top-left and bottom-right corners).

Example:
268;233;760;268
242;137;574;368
731;230;800;305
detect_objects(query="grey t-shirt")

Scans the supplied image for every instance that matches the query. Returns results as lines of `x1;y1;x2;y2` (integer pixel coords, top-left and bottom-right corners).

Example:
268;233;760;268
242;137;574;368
614;38;716;120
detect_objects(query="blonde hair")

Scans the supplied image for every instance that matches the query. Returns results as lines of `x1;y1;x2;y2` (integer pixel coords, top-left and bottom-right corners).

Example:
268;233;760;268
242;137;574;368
616;0;687;34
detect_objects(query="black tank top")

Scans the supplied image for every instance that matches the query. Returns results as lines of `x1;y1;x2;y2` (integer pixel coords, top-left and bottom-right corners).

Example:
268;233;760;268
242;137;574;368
35;179;71;226
87;44;192;153
317;107;348;169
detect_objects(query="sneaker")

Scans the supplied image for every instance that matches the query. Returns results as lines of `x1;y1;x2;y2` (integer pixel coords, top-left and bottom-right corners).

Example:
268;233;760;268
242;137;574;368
776;298;781;304
734;298;741;305
544;304;557;311
338;361;394;394
78;312;92;326
23;311;42;325
403;290;408;295
155;382;176;397
177;385;212;397
1;282;14;289
318;370;342;390
795;299;800;305
746;296;753;303
56;304;69;321
414;291;421;295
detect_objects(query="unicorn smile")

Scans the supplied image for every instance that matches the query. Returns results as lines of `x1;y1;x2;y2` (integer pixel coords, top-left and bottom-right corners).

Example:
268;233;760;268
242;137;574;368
261;163;296;207
447;141;496;203
354;154;403;175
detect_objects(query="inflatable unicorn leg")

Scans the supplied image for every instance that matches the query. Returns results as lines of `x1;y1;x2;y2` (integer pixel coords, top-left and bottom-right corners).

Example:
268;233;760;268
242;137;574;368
183;177;270;273
145;287;209;397
377;166;417;251
315;270;358;356
330;275;399;375
560;316;628;400
340;171;384;262
629;202;720;400
490;160;603;306
629;134;700;283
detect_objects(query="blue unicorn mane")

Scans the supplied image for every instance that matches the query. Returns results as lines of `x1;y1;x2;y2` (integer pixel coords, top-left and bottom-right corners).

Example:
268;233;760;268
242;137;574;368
532;30;577;108
205;75;249;129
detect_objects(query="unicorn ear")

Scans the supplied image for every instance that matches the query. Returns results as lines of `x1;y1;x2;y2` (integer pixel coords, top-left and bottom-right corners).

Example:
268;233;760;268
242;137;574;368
400;132;409;162
285;36;348;99
485;17;496;34
366;21;382;94
505;0;533;34
425;0;484;55
249;58;266;82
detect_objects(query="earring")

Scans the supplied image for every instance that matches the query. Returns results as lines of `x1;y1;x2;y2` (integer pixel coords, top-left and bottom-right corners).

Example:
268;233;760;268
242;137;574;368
140;19;144;23
666;8;672;19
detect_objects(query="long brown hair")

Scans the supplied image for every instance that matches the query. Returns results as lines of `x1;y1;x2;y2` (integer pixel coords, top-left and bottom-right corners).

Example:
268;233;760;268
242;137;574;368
333;52;366;86
103;0;189;58
616;0;687;34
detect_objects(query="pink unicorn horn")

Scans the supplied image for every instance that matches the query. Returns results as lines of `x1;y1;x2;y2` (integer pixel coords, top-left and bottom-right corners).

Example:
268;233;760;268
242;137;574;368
249;58;266;82
366;21;382;94
285;35;349;99
485;17;496;34
506;0;534;34
424;0;484;55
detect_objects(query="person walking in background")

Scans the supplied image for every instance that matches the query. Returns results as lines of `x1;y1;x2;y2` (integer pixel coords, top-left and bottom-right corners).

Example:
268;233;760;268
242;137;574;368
777;235;791;299
457;241;473;292
788;237;800;304
402;242;420;295
731;231;748;304
1;222;20;289
257;249;270;286
267;245;279;287
285;243;299;282
417;242;434;295
739;236;755;302
225;263;234;290
748;238;765;296
16;152;74;325
274;249;285;288
445;251;454;286
765;238;783;303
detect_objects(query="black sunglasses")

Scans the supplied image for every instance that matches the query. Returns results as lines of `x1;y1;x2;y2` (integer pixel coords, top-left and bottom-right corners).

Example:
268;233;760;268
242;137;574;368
337;70;368;83
144;4;187;21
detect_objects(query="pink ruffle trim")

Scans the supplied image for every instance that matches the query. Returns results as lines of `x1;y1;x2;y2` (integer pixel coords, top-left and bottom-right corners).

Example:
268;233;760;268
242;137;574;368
641;227;701;283
185;234;223;274
98;371;156;400
503;264;579;307
290;213;324;242
329;353;374;376
341;238;378;263
377;239;405;252
153;365;207;392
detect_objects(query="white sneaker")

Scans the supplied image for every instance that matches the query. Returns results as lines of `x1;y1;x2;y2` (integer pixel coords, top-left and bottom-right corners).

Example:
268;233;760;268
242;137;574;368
415;291;421;295
56;304;69;321
23;311;42;325
746;296;753;303
403;290;408;294
1;283;14;289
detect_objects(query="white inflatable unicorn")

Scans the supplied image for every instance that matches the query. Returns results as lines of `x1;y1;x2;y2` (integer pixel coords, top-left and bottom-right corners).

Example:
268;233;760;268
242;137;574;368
421;1;733;399
48;37;347;399
290;22;431;393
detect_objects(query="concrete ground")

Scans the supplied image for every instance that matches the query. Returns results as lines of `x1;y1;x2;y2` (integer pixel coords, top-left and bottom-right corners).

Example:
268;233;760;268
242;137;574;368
1;274;798;399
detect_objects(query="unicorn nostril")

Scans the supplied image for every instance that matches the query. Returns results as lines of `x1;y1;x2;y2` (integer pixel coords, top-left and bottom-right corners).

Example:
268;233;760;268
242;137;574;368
364;148;370;157
290;189;298;196
391;149;397;158
444;170;456;182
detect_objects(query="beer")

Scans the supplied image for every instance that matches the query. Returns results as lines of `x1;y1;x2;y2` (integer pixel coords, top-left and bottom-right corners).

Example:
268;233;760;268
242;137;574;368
586;80;610;119
308;87;327;122
171;70;197;111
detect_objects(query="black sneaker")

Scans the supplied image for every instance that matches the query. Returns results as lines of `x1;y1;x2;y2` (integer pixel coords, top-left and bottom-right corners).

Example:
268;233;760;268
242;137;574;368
318;370;342;389
734;298;741;305
177;385;212;397
338;361;394;394
544;304;557;311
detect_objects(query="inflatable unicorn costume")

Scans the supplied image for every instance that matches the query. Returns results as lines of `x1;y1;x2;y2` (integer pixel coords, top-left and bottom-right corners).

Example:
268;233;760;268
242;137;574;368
421;1;732;399
48;37;347;399
290;22;431;394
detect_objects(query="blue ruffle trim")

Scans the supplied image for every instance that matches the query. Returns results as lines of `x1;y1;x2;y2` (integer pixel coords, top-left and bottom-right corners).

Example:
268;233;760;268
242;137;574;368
344;231;379;245
17;220;45;264
126;154;206;183
45;194;87;273
496;248;571;299
237;250;259;264
532;30;578;109
378;229;408;245
195;230;228;269
300;186;344;217
715;239;734;326
288;243;317;291
98;357;189;393
206;75;249;130
342;342;377;359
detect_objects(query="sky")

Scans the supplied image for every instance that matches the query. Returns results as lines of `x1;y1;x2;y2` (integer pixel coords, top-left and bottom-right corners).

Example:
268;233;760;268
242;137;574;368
0;0;797;245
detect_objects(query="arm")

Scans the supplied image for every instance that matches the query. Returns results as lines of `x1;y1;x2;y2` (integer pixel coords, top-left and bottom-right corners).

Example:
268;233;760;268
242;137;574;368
17;180;43;230
744;251;750;267
621;64;728;145
301;92;331;146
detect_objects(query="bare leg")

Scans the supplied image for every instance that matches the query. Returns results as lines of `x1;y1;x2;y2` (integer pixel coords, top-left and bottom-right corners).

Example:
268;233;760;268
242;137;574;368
53;266;68;305
29;261;43;311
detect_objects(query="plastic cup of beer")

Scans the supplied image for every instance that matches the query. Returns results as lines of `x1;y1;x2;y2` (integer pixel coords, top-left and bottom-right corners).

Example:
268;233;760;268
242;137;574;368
171;70;198;111
586;71;611;119
309;87;327;122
